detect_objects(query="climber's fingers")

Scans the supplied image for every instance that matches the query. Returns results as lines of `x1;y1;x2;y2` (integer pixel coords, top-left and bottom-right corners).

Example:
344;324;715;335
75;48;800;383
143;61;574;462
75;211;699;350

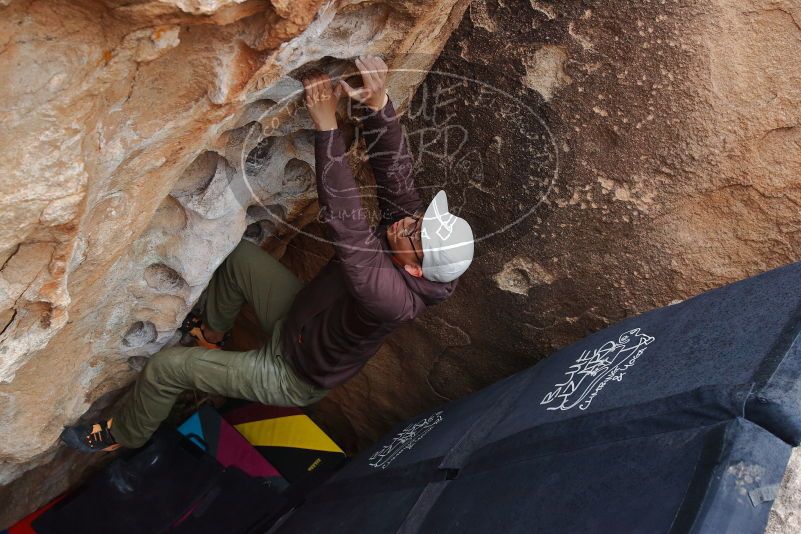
361;55;387;84
356;56;380;92
303;71;337;108
312;77;323;105
302;72;319;104
314;73;331;102
338;79;356;98
372;55;388;77
322;76;338;103
339;79;370;102
301;75;316;107
354;57;374;88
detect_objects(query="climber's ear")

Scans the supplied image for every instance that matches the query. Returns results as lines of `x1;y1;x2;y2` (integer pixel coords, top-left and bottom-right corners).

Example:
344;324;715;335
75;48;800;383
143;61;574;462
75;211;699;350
404;263;423;278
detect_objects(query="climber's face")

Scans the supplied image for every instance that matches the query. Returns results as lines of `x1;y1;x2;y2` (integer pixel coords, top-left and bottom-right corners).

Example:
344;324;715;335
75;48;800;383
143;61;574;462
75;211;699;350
387;214;424;278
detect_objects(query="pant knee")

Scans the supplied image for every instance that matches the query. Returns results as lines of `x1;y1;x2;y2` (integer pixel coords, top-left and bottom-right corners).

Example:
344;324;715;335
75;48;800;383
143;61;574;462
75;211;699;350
225;240;259;271
213;241;257;295
142;347;187;383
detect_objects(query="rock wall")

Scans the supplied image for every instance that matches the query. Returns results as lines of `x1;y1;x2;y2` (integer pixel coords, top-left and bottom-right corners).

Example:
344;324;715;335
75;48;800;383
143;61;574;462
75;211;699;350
0;0;469;517
2;0;800;527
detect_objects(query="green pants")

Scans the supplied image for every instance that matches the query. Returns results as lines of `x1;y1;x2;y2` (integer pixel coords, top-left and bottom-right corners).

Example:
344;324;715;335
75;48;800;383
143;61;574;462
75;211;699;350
112;240;328;448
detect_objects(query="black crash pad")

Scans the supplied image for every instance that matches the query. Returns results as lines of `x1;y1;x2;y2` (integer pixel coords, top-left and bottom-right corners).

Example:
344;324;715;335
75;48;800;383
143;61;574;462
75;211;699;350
335;262;801;481
33;429;285;534
274;415;790;534
273;262;801;534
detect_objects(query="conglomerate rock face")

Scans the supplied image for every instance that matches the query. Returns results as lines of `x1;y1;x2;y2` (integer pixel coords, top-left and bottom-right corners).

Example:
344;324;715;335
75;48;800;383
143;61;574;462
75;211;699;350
0;0;469;509
1;0;800;527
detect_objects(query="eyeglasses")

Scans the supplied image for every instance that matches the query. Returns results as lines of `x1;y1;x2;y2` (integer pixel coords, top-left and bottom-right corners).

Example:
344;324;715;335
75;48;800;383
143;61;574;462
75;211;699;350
398;215;424;264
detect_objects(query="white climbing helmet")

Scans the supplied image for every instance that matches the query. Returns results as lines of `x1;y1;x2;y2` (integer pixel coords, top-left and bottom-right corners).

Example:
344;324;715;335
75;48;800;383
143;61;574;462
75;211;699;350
420;190;475;283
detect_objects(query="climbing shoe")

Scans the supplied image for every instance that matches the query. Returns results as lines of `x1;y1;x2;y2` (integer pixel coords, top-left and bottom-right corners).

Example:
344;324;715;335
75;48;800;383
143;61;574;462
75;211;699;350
60;418;122;453
179;310;229;349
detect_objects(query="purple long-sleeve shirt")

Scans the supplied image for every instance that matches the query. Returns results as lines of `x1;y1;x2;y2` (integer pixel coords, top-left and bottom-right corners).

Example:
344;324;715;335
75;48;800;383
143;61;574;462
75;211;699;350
281;98;458;389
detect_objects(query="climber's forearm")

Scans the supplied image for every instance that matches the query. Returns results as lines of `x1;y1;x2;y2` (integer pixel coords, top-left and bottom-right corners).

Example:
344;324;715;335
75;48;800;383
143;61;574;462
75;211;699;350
314;127;384;281
361;97;422;222
314;129;367;229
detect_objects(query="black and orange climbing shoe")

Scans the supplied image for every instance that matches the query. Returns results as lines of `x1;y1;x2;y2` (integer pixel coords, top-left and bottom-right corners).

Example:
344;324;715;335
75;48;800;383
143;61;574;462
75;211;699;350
60;418;122;453
179;310;229;349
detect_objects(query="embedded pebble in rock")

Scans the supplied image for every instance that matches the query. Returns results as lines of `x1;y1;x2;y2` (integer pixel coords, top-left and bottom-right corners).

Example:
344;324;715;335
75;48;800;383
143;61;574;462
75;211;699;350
522;45;572;101
493;256;555;296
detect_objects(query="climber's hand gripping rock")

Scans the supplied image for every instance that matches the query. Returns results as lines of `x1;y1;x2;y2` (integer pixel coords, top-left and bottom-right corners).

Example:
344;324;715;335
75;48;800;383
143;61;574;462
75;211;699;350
339;55;389;111
301;70;342;132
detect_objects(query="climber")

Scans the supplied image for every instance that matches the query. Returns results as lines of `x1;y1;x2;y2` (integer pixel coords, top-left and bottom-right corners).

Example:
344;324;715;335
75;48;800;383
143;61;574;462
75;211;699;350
60;55;475;453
